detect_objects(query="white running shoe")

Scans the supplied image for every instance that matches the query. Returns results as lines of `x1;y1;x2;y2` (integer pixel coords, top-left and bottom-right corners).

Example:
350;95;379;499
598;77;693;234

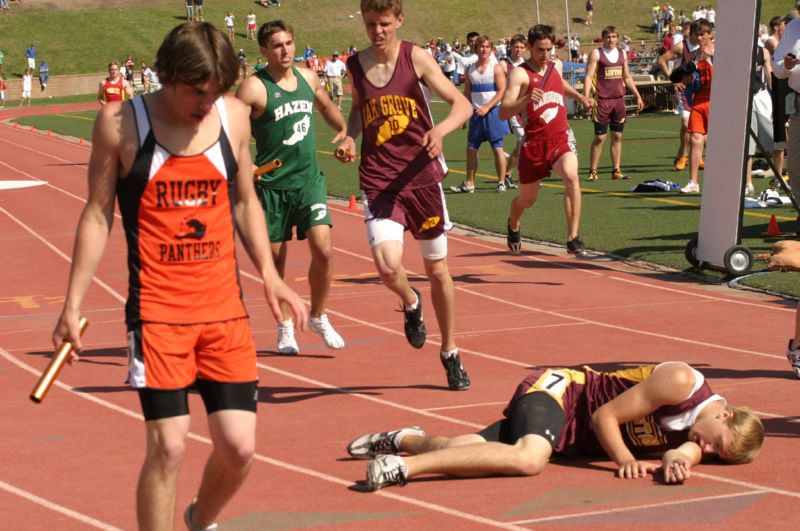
277;320;299;355
680;181;700;194
347;426;426;459
309;313;345;349
367;454;408;491
496;181;507;192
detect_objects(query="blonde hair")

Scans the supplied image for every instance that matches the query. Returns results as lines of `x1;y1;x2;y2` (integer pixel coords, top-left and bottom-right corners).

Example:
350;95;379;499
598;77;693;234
722;406;764;464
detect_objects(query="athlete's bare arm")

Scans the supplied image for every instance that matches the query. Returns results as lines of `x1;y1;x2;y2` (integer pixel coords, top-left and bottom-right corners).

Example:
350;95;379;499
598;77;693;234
411;45;472;158
52;102;132;355
97;80;107;105
498;66;530;120
335;76;362;162
591;362;702;479
583;48;600;100
225;96;308;329
123;80;134;100
556;61;592;110
300;67;347;143
658;41;683;78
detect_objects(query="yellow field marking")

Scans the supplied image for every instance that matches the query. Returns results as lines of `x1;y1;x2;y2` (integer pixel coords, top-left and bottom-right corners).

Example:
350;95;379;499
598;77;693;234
0;296;40;309
54;113;95;121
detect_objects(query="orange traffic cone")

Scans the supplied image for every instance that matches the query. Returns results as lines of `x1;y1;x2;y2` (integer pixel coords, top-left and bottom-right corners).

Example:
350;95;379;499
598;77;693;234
13;122;18;128
30;125;36;132
79;136;85;145
47;130;52;137
347;195;359;211
762;215;789;237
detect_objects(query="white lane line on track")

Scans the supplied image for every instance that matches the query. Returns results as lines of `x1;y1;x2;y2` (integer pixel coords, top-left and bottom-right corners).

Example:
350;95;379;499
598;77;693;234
1;135;90;167
0;160;93;206
0;479;122;530
1;206;125;304
0;348;525;530
509;489;770;525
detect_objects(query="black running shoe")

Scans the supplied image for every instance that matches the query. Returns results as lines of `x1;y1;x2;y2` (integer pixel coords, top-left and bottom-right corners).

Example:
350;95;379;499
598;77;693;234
566;236;588;256
403;287;426;349
507;218;522;255
441;352;470;391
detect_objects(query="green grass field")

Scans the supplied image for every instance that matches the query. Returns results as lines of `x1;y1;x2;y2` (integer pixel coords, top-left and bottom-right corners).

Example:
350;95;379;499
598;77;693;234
14;99;800;298
0;1;788;79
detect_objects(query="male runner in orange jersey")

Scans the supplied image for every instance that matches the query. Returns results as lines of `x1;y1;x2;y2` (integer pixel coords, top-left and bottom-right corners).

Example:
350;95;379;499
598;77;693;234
53;22;307;530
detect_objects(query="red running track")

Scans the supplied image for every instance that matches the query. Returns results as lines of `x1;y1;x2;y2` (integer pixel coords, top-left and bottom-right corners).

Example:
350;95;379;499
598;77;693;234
1;114;799;530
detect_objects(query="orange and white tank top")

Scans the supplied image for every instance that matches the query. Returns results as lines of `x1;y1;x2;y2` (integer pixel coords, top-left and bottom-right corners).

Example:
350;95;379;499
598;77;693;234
117;96;247;325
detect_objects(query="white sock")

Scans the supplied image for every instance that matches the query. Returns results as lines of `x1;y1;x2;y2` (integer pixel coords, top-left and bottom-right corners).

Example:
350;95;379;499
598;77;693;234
440;349;458;360
404;294;419;312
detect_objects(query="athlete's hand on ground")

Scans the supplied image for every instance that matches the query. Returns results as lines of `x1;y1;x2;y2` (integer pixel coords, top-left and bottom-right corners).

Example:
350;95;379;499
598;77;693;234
617;459;659;479
660;456;692;484
422;126;445;158
52;311;82;363
334;137;357;162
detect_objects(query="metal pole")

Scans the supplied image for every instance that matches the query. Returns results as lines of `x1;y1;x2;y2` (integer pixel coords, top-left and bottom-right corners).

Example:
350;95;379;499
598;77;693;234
536;0;540;23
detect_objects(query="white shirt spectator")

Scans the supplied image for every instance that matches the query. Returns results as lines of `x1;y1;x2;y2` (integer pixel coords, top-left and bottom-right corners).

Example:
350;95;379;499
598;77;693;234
772;17;800;92
324;58;346;77
495;41;507;60
706;8;715;24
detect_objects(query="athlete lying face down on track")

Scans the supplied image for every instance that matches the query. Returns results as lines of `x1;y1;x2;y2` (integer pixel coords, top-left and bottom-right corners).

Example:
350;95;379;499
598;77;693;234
347;362;764;490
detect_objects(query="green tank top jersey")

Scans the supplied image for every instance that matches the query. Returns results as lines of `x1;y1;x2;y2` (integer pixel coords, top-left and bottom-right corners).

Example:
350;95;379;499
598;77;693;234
251;67;322;190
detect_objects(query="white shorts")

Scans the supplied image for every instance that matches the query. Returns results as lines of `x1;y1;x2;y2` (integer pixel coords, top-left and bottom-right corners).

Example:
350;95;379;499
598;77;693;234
27;58;35;69
363;202;449;261
22;89;31;98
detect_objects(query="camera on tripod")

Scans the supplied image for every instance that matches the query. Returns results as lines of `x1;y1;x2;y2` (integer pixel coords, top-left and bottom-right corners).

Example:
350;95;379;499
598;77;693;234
669;61;697;83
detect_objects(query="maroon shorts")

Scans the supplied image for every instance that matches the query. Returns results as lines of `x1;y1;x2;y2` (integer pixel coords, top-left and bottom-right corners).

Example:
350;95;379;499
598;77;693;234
518;130;577;184
363;183;448;240
592;97;627;126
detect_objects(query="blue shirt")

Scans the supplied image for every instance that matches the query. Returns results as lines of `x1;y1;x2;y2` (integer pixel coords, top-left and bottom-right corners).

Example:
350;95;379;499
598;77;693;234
26;47;36;59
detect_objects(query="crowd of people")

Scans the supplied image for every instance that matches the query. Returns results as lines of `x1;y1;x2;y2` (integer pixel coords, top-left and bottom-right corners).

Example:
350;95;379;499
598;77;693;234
20;0;800;527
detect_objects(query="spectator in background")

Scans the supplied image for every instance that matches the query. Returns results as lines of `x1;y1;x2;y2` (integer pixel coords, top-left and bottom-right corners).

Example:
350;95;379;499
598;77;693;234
38;59;49;93
766;16;789;179
0;48;5;76
124;54;135;86
26;43;36;71
184;0;194;21
98;61;133;105
140;62;151;93
456;31;480;84
194;0;204;21
323;51;346;110
745;38;779;197
585;0;594;26
440;44;458;85
451;35;510;193
584;26;644;182
705;5;715;25
569;34;581;61
0;74;6;109
237;48;248;79
246;11;257;40
20;68;32;108
499;33;527;190
225;12;236;42
307;52;324;84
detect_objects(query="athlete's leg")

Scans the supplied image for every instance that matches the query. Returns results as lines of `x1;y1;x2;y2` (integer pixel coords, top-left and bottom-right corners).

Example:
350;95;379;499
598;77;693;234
553;152;582;240
422;255;455;352
689;132;704;185
403;434;552;478
270;241;292;321
678;116;690;158
191;410;257;527
589;132;606;172
305;224;334;318
466;146;479;188
609;131;624;170
372;239;416;307
492;146;508;184
136;415;191;530
509;181;542;230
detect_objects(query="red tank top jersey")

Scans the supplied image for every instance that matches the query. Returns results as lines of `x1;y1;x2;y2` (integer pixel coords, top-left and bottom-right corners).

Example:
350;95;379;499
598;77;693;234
347;41;447;192
506;365;718;458
692;59;713;105
104;76;126;102
522;61;569;139
116;97;247;326
593;47;626;99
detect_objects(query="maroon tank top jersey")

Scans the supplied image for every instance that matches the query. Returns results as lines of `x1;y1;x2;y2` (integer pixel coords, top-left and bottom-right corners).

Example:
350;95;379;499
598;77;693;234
347;41;447;192
593;47;626;99
506;365;718;458
522;61;569;139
